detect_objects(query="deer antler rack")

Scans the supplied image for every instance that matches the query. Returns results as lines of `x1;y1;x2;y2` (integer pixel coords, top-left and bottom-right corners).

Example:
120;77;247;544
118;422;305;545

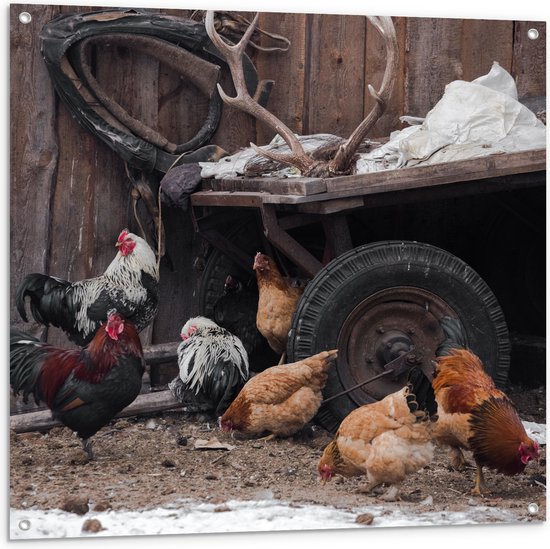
205;11;398;177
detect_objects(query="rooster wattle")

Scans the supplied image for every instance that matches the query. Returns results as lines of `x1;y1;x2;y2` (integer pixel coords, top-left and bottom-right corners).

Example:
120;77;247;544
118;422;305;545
16;229;159;346
10;311;145;459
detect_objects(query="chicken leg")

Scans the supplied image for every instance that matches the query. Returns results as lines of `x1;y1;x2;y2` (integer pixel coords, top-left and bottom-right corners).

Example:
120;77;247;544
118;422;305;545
357;482;384;495
471;463;488;496
449;447;466;470
82;438;95;461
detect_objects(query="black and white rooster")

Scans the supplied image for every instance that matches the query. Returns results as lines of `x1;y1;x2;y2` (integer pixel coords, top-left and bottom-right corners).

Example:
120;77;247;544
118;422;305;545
16;229;159;346
168;316;249;416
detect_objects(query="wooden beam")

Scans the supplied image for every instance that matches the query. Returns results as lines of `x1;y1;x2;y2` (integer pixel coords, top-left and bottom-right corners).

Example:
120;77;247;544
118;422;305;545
143;342;179;364
10;390;184;434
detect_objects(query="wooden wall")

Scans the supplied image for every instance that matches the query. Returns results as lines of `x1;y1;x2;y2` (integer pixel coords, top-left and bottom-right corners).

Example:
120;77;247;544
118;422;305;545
10;5;546;349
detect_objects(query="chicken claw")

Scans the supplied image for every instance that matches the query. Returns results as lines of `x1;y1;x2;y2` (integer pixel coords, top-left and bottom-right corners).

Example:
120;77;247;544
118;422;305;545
379;484;401;502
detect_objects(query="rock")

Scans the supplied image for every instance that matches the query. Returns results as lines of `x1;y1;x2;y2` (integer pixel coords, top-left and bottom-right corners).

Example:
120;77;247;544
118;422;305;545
355;512;374;525
18;432;42;442
69;450;90;465
49;427;66;437
145;419;157;430
420;495;433;506
62;495;90;515
193;437;235;451
93;500;111;512
214;505;231;512
113;420;131;430
82;518;103;533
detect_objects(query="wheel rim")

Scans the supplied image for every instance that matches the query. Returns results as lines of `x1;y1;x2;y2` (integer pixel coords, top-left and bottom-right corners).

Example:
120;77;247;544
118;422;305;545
337;286;458;404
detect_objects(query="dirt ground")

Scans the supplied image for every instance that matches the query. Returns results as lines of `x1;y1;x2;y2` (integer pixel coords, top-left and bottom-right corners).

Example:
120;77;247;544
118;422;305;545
9;384;546;524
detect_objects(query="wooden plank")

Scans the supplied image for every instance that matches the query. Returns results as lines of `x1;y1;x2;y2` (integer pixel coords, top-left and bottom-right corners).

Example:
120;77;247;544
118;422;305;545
512;21;546;99
209;11;258;153
404;17;463;117
298;197;364;214
156;8;211;150
10;390;184;434
364;16;407;138
153;8;205;345
256;11;307;144
192;149;545;207
325;148;546;193
206;176;327;195
44;5;146;347
460;19;514;80
305;14;366;137
9;4;59;324
191;190;265;207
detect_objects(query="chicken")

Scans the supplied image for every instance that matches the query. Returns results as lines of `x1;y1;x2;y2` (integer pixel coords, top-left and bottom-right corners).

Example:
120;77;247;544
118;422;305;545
168;316;249;416
10;311;145;459
213;275;265;359
253;252;304;359
432;346;540;496
219;349;338;438
317;374;435;501
16;229;159;346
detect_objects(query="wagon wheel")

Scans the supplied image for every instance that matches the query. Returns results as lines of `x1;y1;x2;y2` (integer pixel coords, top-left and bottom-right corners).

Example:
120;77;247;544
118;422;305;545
287;241;510;433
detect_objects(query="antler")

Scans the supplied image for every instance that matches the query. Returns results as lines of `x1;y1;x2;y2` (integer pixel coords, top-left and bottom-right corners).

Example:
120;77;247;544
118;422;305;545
328;16;398;173
206;11;398;177
205;11;319;175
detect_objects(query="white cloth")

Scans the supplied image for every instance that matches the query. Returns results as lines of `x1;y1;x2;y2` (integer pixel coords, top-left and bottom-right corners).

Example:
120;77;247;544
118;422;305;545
356;62;546;173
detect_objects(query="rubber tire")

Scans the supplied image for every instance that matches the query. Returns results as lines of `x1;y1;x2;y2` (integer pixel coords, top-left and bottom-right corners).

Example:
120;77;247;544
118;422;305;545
287;240;510;433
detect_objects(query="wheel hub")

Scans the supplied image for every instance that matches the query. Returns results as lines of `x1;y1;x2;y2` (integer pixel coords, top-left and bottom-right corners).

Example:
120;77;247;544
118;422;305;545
337;286;458;404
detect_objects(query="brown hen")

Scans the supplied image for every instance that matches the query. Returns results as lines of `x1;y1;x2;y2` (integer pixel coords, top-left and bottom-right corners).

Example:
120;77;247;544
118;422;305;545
219;349;337;438
253;252;304;358
318;382;435;501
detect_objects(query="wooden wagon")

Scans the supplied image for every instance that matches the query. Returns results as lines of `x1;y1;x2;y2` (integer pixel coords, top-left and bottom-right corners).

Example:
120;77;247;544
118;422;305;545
190;148;546;431
10;7;546;432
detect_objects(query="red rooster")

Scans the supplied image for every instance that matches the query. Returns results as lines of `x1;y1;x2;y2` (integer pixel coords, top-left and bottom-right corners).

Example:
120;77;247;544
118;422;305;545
16;229;159;346
10;311;145;459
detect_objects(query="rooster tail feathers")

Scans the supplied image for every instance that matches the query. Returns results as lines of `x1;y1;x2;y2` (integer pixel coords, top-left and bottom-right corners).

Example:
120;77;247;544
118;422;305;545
16;273;71;327
10;328;47;405
435;316;467;357
213;365;247;417
468;396;528;475
406;367;438;419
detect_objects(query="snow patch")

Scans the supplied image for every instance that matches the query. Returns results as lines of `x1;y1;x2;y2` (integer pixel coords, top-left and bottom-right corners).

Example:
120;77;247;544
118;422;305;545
11;498;529;540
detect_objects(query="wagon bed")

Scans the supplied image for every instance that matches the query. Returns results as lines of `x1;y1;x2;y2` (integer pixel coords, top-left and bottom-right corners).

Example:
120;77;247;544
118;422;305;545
191;148;546;276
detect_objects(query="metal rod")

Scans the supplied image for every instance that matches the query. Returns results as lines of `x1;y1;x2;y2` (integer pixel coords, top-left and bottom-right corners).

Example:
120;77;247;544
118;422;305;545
320;369;394;405
320;350;415;405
